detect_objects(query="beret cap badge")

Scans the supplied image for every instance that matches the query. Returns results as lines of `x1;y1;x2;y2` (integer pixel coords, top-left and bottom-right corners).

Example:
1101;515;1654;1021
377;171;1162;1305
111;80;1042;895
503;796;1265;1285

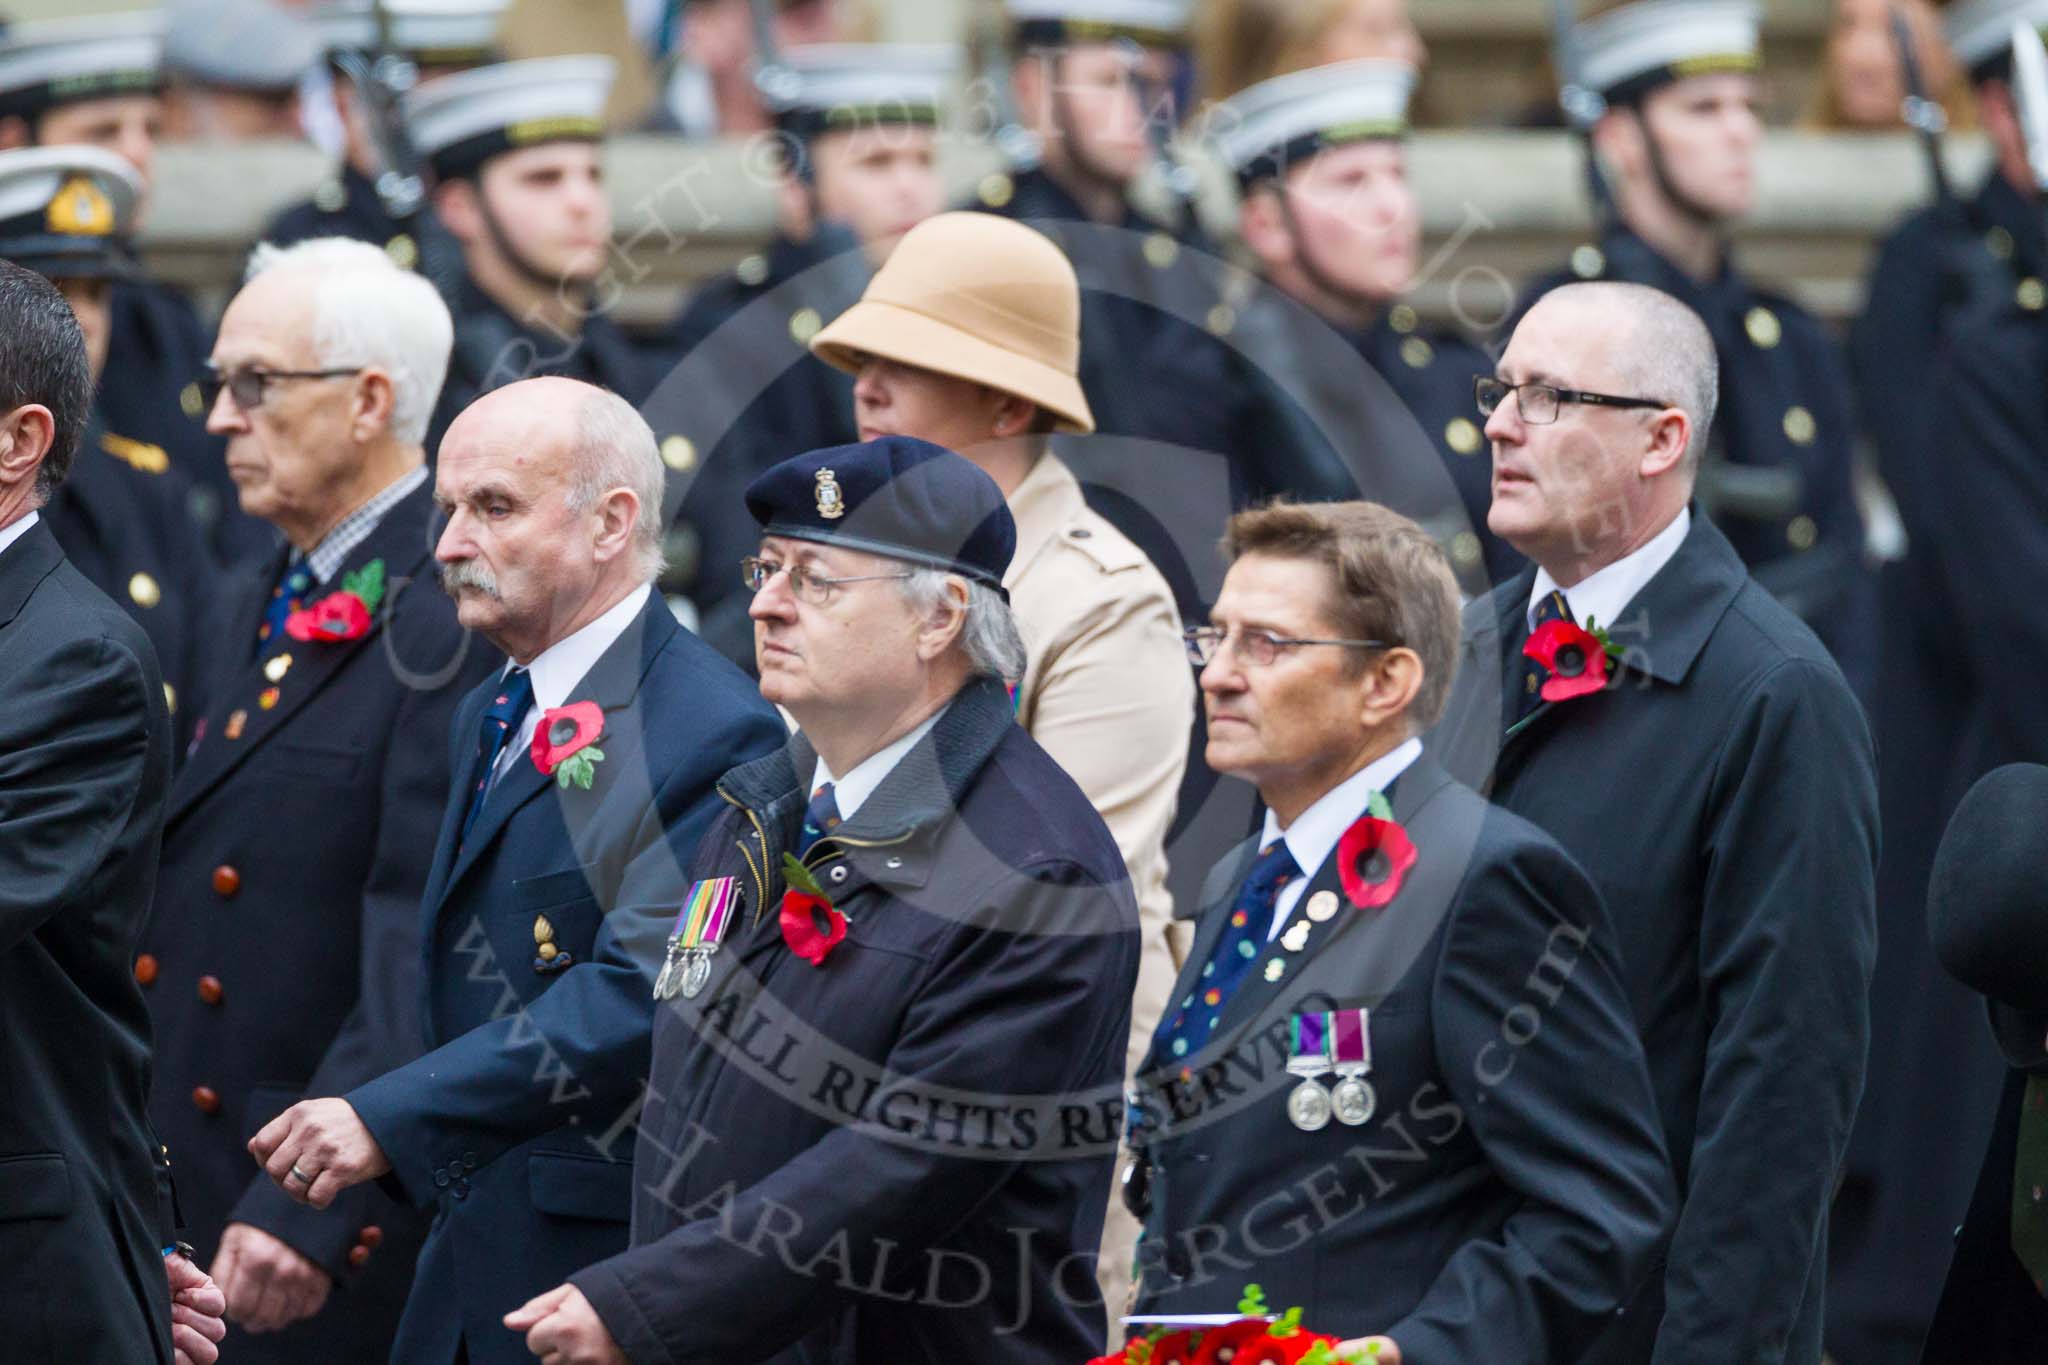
814;467;846;520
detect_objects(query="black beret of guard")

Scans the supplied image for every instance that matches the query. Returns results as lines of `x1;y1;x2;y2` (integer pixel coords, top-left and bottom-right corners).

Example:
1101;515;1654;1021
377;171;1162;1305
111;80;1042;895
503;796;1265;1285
745;435;1016;597
1929;763;2048;1014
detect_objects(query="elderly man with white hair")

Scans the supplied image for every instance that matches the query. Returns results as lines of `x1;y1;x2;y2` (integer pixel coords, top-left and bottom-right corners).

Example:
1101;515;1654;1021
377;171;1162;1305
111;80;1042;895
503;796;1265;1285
248;376;787;1365
138;235;500;1365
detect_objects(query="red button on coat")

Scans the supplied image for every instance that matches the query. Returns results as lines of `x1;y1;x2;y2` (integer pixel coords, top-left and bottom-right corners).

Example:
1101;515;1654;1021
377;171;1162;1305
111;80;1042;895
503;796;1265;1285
197;976;223;1006
191;1087;220;1115
134;954;158;985
212;866;240;897
358;1226;383;1249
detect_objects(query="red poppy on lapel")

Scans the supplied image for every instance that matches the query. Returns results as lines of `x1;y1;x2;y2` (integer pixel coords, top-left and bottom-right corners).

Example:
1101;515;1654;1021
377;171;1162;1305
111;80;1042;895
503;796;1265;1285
284;558;386;643
1337;815;1417;910
530;701;606;789
780;854;848;966
285;591;371;642
1522;618;1613;703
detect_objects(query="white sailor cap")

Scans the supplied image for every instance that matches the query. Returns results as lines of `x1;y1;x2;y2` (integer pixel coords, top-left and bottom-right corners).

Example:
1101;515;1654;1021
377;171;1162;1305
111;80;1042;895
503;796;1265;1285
405;54;615;179
1209;59;1416;184
1945;0;2048;76
165;0;321;94
1570;0;1762;105
0;14;163;121
313;0;508;69
0;144;140;279
765;44;959;140
1005;0;1192;50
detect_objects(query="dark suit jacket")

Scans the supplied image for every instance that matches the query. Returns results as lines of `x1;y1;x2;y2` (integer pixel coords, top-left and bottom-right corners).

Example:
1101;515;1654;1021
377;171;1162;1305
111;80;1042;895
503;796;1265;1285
571;675;1141;1363
1433;511;1880;1364
1921;1042;2048;1364
1131;756;1674;1361
347;592;786;1365
0;518;175;1364
141;483;493;1362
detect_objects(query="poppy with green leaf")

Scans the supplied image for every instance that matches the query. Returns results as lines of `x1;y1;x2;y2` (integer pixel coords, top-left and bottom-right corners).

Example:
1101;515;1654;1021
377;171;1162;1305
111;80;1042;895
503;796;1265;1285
530;700;606;789
284;558;386;643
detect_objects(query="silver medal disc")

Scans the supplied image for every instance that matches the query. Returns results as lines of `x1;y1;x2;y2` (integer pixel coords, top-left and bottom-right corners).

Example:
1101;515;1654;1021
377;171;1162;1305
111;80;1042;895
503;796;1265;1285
1287;1079;1332;1131
681;952;711;999
1331;1076;1377;1127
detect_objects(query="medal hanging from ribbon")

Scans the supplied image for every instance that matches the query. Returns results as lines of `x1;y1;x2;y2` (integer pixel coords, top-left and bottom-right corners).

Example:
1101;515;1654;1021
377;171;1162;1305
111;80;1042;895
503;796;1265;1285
1286;1011;1334;1131
1329;1007;1376;1126
654;876;739;1000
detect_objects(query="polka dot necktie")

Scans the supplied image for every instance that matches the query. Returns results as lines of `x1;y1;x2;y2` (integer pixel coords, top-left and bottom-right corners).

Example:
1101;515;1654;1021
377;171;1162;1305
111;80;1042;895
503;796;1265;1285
1157;840;1300;1062
259;559;317;645
459;667;533;849
796;783;842;859
1519;588;1575;721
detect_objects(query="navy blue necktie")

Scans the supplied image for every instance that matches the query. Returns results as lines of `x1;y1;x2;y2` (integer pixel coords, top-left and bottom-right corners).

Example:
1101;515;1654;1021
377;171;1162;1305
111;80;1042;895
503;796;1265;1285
259;559;317;645
1519;589;1575;720
1157;840;1300;1062
796;783;842;858
460;667;533;848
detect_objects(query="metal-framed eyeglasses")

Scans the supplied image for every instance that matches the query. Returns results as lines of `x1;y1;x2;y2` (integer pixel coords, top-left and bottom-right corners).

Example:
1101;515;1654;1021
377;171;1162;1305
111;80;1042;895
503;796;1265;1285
1473;376;1671;425
1184;626;1391;668
201;363;365;412
741;555;914;606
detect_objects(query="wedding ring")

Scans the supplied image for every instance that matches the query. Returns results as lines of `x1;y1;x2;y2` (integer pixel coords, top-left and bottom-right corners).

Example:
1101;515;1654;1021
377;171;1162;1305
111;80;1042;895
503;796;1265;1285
287;1163;316;1185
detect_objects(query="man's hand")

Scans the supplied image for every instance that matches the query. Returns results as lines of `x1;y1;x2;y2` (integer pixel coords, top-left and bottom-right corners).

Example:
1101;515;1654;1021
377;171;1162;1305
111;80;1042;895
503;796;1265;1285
211;1221;333;1334
165;1251;227;1365
1334;1337;1402;1363
249;1097;392;1208
505;1283;627;1364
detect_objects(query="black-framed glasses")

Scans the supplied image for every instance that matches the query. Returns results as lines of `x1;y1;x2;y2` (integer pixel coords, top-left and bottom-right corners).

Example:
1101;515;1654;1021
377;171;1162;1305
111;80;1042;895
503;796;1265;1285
1184;626;1390;668
741;555;914;606
201;363;364;412
1473;376;1671;425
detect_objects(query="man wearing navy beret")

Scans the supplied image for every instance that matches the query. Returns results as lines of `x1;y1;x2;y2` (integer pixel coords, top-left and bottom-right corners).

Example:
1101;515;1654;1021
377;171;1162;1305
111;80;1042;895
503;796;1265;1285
505;434;1143;1364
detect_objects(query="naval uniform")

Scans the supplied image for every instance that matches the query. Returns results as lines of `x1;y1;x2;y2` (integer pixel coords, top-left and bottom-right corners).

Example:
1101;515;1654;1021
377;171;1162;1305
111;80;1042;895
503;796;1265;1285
651;226;866;668
43;411;219;752
1827;169;2044;1363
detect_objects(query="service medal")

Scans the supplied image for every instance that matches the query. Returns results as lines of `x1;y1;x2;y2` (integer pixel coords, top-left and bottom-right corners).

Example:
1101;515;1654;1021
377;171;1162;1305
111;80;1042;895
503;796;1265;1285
1285;1010;1334;1132
1330;1007;1376;1126
655;876;739;1000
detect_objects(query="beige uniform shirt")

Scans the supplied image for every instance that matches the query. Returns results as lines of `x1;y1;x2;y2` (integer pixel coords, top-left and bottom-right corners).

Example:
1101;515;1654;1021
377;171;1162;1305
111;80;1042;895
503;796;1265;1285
1005;453;1192;1078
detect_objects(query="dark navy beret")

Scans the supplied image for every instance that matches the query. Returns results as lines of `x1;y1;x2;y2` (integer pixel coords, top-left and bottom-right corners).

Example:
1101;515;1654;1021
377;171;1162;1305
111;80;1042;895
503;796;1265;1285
745;436;1016;596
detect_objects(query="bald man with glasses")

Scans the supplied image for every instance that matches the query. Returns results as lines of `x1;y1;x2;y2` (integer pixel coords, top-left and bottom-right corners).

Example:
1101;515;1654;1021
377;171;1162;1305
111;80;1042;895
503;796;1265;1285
1437;280;1877;1365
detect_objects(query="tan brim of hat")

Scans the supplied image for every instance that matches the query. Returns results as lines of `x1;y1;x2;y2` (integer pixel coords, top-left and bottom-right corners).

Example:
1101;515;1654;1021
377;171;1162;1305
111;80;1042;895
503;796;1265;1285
811;298;1097;435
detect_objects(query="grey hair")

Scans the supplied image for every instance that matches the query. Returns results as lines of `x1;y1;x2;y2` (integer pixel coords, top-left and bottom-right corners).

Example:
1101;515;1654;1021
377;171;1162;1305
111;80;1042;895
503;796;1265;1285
566;386;667;582
1551;280;1720;472
244;237;453;446
898;568;1027;682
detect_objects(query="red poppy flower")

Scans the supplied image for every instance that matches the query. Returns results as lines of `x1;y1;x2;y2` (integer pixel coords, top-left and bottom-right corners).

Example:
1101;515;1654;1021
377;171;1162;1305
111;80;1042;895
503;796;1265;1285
284;590;371;642
531;701;605;772
1189;1319;1271;1363
1142;1332;1198;1365
1236;1331;1345;1364
780;889;848;965
1523;619;1610;702
1337;816;1417;910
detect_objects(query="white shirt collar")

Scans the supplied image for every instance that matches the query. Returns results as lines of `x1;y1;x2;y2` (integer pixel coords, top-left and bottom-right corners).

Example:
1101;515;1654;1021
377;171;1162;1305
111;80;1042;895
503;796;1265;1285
489;584;653;783
1259;735;1424;885
1527;506;1690;635
0;510;39;563
522;584;653;714
811;711;942;821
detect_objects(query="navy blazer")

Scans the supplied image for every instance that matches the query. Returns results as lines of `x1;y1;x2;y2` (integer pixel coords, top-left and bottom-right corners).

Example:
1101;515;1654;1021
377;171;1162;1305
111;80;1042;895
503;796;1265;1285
1131;756;1674;1361
141;483;493;1362
0;520;175;1364
572;675;1140;1363
1433;511;1879;1365
346;592;786;1365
